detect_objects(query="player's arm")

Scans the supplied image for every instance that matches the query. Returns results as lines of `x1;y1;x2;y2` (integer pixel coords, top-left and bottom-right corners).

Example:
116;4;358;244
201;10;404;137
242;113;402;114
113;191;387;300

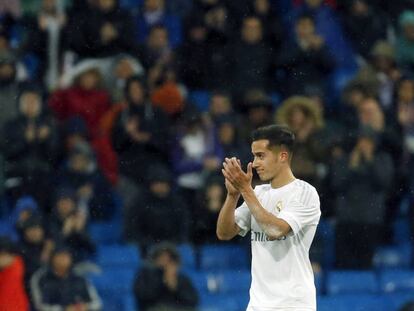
223;158;291;240
240;187;291;240
216;191;241;240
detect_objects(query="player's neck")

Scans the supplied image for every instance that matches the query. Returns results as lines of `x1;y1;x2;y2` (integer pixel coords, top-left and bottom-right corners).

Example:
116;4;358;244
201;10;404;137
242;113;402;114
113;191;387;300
270;167;296;189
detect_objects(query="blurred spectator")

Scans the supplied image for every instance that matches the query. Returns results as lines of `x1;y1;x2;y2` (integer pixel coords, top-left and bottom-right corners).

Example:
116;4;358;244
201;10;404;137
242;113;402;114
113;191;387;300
50;61;110;137
101;54;145;102
2;87;58;206
24;0;67;90
356;97;402;156
49;60;118;184
136;0;182;48
134;242;198;311
0;236;29;311
48;190;96;263
207;91;234;123
230;16;273;96
125;164;190;249
355;41;401;111
150;65;185;117
111;76;170;186
342;0;387;60
193;175;224;244
18;216;53;292
67;0;136;58
248;0;284;50
278;14;334;96
276;96;329;188
56;141;116;220
176;18;210;89
0;52;22;134
239;89;274;143
30;247;101;311
332;127;394;269
396;78;414;191
140;24;174;72
188;1;233;90
12;196;40;239
400;302;414;311
215;114;251;166
397;10;414;72
339;81;374;130
172;106;223;202
289;0;355;68
0;1;21;19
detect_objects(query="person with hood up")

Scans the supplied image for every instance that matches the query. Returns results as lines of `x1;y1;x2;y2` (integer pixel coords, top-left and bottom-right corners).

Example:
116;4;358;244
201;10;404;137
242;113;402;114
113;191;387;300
49;60;118;184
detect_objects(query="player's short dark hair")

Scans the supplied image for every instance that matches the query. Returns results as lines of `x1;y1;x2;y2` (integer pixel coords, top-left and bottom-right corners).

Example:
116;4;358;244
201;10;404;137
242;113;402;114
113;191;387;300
251;125;295;152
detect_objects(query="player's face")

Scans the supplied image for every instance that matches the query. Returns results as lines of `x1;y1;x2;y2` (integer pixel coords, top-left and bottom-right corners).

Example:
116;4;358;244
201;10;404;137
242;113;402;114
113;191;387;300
251;139;289;182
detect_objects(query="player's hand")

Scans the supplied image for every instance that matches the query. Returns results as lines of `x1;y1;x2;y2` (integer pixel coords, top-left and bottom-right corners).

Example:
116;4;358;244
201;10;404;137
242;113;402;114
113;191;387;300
224;177;239;197
222;157;253;192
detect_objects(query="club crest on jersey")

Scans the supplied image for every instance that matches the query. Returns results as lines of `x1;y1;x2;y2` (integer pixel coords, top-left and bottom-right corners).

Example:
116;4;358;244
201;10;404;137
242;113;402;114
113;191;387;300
275;201;283;213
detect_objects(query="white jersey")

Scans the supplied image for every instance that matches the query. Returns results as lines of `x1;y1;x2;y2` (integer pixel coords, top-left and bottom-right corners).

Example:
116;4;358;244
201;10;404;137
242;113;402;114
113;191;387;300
235;179;321;311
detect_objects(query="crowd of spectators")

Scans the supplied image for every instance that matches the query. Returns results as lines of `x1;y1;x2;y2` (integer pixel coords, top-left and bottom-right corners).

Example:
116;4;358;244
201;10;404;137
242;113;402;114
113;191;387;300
1;0;414;309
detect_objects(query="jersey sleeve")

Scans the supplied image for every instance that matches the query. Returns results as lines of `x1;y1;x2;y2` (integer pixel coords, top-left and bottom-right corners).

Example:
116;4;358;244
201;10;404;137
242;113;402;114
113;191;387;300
278;187;321;236
235;202;251;237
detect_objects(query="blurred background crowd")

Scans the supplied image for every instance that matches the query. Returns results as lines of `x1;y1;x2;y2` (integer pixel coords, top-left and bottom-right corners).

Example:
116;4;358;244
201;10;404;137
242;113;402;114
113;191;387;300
0;0;414;310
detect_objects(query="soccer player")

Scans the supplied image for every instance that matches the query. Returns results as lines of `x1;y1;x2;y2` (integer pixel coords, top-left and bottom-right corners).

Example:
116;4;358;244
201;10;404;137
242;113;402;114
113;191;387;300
217;124;321;311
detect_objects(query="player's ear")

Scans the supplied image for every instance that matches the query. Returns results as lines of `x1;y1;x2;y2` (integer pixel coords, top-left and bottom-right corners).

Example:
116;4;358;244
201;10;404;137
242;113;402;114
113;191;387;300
279;150;289;163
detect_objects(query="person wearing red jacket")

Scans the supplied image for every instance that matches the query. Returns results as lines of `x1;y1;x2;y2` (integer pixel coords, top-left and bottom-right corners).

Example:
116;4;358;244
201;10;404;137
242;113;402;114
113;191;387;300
49;61;118;184
0;237;29;311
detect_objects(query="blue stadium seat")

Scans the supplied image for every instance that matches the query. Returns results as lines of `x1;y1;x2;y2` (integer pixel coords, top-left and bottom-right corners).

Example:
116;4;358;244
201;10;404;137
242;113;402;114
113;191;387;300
318;294;390;311
384;293;414;311
199;294;239;311
373;244;412;269
200;244;249;271
188;90;211;112
122;294;138;311
90;267;136;296
0;220;15;240
89;222;122;245
315;271;324;295
177;243;196;270
380;270;414;293
97;244;140;269
326;270;379;295
315;219;335;269
187;270;251;296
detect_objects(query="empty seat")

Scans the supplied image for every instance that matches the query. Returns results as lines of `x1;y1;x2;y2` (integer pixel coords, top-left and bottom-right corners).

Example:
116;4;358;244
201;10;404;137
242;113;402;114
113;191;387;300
326;270;378;295
384;293;414;311
187;270;251;295
97;244;140;269
380;270;414;293
318;294;390;311
188;90;210;112
200;244;249;271
373;244;412;269
90;267;135;296
199;294;239;311
122;294;138;311
89;221;122;245
177;243;196;270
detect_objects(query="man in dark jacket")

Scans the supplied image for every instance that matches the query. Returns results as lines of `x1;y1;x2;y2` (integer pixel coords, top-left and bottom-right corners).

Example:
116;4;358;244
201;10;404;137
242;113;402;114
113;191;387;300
134;242;198;311
30;247;101;311
278;14;334;96
2;87;58;207
124;164;190;251
332;127;394;269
